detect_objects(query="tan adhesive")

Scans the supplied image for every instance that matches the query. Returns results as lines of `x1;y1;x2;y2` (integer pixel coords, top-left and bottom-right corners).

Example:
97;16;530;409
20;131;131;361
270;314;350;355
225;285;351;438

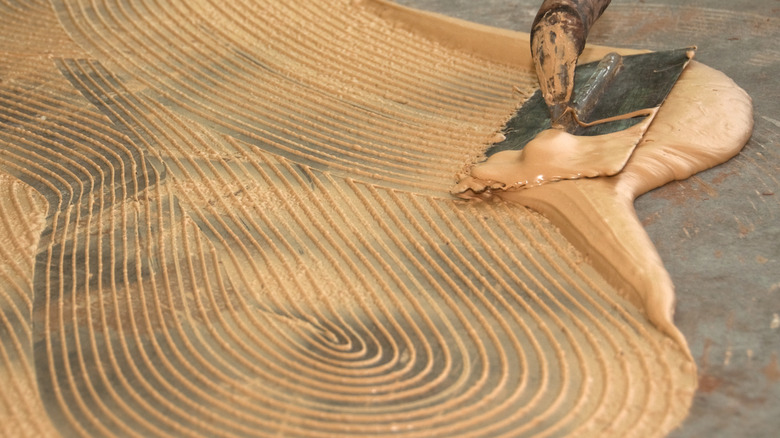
0;0;751;437
452;109;656;195
454;61;752;352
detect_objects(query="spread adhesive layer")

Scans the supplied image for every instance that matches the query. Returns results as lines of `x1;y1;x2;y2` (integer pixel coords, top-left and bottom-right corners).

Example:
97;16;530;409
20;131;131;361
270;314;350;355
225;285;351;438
0;0;754;436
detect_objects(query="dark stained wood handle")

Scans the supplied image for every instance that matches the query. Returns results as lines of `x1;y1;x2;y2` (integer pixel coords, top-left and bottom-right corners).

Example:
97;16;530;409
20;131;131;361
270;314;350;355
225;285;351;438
531;0;612;126
532;0;612;51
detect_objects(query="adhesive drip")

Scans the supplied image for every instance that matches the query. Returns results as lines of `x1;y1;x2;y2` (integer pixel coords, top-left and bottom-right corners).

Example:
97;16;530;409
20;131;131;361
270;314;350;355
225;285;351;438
0;0;752;437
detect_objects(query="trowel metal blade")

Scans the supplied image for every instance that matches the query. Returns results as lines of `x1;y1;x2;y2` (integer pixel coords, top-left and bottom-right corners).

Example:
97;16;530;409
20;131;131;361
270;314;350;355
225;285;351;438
488;47;695;156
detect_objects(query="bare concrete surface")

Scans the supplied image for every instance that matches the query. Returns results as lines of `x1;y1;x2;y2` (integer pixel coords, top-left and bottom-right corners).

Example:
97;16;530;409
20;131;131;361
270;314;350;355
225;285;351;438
395;1;780;436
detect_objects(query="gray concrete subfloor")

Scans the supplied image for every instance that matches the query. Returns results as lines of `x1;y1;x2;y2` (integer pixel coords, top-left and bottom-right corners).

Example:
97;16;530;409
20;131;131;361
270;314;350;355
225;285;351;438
395;0;780;436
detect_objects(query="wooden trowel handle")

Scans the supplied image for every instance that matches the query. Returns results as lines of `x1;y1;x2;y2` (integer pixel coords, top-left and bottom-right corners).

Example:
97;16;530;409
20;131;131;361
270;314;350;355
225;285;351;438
531;0;611;127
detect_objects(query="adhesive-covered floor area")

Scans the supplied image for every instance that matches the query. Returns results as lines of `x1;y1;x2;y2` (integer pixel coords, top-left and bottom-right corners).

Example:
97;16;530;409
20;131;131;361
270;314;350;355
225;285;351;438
399;1;780;437
0;0;764;437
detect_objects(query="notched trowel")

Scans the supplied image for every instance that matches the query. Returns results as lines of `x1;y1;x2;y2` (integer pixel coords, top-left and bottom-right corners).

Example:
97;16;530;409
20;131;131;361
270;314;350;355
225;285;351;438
452;0;694;198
